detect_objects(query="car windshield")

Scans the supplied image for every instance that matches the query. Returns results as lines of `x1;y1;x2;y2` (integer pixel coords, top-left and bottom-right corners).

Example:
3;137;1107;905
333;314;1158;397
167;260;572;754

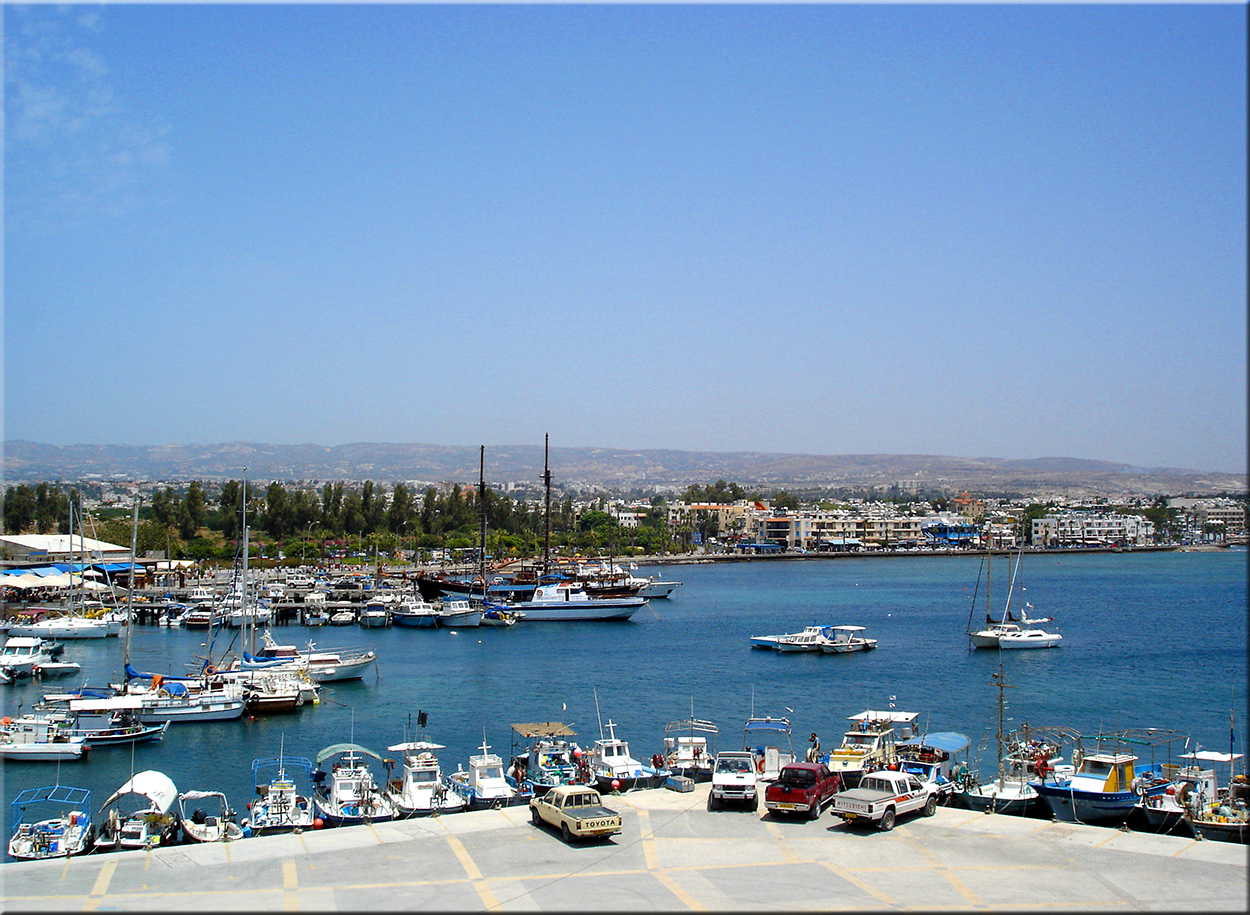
781;770;816;787
718;758;752;773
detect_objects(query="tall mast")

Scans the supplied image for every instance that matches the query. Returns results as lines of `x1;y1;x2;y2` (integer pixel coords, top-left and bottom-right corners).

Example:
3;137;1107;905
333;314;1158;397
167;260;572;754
242;468;251;655
478;445;487;594
125;499;140;667
985;520;993;625
543;433;552;576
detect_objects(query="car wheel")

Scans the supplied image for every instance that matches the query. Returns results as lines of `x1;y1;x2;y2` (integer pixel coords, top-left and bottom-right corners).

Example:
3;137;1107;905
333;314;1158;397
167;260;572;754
707;794;717;812
531;807;541;826
808;800;821;821
561;823;572;842
924;795;938;817
878;808;895;832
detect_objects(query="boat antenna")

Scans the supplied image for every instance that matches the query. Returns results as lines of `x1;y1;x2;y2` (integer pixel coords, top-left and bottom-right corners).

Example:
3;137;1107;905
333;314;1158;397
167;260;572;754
543;433;552;577
594;686;604;740
125;498;140;668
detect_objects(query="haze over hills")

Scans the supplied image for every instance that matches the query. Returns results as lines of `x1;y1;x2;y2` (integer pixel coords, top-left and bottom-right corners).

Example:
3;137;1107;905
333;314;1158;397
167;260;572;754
3;441;1245;499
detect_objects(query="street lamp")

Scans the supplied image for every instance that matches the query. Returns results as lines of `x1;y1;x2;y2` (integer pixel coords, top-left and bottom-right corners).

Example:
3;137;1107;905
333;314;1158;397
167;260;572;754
302;523;314;566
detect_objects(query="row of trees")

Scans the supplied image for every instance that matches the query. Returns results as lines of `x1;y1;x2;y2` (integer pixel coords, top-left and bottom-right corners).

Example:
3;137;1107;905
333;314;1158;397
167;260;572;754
2;479;694;562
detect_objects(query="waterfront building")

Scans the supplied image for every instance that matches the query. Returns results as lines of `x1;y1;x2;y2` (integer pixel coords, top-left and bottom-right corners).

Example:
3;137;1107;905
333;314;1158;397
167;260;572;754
1030;513;1155;548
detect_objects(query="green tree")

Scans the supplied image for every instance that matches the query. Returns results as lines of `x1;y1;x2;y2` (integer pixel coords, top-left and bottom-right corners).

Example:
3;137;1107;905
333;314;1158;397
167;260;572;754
3;485;37;533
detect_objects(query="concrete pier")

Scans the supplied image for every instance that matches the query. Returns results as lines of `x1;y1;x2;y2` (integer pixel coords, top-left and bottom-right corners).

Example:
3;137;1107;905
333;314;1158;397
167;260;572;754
3;781;1244;911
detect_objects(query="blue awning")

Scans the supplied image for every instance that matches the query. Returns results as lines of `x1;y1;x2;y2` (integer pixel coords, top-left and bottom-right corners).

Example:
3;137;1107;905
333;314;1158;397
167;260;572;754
910;732;970;754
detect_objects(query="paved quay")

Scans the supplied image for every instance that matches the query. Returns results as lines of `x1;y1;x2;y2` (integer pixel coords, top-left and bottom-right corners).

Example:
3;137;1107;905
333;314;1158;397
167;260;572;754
3;782;1245;912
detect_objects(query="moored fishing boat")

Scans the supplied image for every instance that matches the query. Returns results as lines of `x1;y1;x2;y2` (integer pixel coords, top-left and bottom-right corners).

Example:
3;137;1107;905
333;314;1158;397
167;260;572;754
819;625;878;653
312;743;396;826
437;598;482;628
241;631;376;682
8;785;94;860
823;710;917;790
586;720;667;792
93;770;180;852
178;789;244;843
743;715;796;781
243;750;317;835
447;738;528;809
662;715;718;781
1034;747;1168;825
385;739;466;817
0;715;89;761
391;596;441;628
508;722;582;796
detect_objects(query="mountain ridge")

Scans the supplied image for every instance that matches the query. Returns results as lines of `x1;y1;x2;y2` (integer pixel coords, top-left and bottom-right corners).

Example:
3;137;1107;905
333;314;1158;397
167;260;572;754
4;441;1244;497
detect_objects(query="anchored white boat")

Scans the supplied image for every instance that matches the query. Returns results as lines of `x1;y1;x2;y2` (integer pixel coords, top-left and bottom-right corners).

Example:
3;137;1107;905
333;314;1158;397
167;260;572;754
313;743;396;825
244;751;317;835
0;716;89;761
502;583;645;622
447;739;526;810
820;625;878;653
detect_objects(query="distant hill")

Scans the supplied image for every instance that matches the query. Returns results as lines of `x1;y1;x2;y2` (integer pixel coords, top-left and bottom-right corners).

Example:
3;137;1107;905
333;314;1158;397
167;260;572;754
2;440;1245;498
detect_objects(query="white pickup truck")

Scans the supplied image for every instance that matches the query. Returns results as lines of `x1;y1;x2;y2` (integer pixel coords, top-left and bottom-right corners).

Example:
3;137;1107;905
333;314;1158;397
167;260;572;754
529;784;622;842
829;769;938;831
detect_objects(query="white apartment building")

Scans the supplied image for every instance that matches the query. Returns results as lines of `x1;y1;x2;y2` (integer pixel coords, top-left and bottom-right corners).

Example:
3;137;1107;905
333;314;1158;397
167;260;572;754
1030;513;1155;547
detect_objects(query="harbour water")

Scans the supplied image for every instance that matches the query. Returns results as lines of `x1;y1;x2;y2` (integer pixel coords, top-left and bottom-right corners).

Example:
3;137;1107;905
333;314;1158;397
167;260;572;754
2;547;1246;858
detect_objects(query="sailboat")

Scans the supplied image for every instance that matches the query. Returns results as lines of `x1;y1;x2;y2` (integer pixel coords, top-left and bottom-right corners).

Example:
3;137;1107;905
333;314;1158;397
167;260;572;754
8;497;109;640
968;529;1061;649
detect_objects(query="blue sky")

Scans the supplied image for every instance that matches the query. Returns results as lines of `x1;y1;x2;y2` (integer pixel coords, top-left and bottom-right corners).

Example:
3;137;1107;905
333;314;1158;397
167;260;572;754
5;3;1246;474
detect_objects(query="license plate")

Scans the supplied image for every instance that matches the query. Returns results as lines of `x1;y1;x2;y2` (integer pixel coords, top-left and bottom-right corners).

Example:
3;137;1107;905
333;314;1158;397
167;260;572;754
778;803;795;810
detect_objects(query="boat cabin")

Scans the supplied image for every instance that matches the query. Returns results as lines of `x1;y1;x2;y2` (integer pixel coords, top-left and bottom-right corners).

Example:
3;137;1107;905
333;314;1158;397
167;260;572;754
1074;752;1139;791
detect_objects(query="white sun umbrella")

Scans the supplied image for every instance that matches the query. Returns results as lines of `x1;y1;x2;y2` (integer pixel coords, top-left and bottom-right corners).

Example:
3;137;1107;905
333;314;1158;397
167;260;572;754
1;572;48;590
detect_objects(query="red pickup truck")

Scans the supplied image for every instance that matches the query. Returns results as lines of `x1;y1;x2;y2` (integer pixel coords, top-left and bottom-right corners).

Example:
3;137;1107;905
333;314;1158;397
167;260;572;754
764;762;841;820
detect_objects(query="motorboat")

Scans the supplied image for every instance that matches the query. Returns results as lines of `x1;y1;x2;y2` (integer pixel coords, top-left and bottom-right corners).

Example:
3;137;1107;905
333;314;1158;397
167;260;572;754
329;609;356;626
93;770;180;852
385;740;466;817
0;636;62;677
313;743;396;826
437;599;482;628
587;719;666;792
359;600;392;628
481;606;520;627
178;789;244;843
0;715;89;761
391;596;441;628
743;716;796;781
242;631;377;682
662;717;718;781
447;739;527;809
775;626;834;652
819;625;878;653
243;750;316;835
824;710;918;789
8;785;94;860
498;583;645;622
748;632;789;649
509;722;582;796
638;576;682;599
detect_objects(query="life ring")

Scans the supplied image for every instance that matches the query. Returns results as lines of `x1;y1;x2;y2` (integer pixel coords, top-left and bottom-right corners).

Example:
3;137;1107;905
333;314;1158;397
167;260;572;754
756;758;765;774
204;665;217;676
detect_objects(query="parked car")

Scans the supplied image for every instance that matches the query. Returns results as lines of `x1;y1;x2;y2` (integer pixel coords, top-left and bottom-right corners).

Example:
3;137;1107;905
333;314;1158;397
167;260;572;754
708;751;759;811
764;762;840;820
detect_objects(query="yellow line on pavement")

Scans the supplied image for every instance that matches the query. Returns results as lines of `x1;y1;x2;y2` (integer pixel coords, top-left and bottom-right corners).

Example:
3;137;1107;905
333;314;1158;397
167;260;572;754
653;871;707;911
283;858;299;911
763;820;801;863
636;808;660;870
817;859;899;907
445;833;501;909
905;832;986;907
82;860;116;912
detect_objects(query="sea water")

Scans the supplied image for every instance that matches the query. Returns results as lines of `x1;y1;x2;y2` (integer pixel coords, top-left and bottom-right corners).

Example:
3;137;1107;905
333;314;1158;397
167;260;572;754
2;548;1246;857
